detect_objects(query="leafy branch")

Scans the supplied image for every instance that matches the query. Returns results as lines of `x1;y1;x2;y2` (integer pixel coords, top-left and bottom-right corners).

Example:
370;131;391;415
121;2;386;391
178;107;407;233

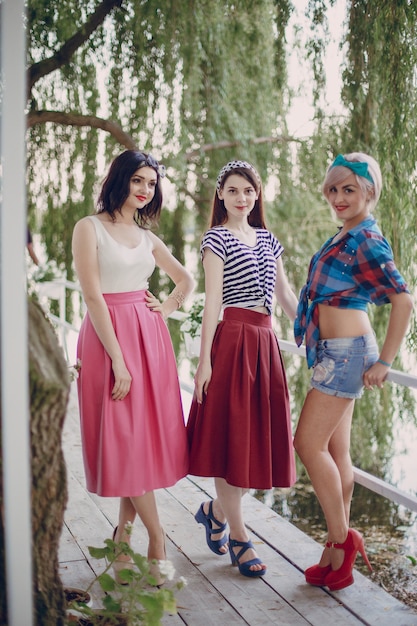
68;533;186;625
27;0;124;97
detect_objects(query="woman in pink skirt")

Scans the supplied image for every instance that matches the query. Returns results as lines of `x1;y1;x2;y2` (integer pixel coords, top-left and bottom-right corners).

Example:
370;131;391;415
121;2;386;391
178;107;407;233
72;150;194;583
187;160;298;577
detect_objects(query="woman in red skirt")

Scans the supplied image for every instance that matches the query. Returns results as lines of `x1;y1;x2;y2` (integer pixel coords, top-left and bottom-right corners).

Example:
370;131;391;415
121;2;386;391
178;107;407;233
72;150;194;584
187;160;298;577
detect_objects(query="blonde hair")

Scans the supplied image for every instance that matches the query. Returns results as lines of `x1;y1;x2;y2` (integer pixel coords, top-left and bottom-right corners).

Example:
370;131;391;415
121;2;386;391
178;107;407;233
322;152;382;212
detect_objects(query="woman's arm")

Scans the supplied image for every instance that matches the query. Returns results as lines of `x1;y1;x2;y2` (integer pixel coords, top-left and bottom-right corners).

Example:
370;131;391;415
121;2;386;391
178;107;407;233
194;249;224;403
72;218;132;401
274;257;299;322
145;231;195;318
363;291;413;389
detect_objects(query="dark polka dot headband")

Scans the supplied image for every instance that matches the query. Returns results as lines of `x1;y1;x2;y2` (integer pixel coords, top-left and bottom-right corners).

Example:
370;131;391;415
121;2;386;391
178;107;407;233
138;153;166;178
216;160;261;191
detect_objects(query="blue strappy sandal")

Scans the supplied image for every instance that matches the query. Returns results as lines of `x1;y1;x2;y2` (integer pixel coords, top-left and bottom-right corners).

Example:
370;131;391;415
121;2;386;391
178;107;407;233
228;537;266;577
194;501;228;555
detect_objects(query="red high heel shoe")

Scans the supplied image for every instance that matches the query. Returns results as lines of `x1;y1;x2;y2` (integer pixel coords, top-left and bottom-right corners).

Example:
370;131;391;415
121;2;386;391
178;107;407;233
305;541;332;586
324;528;372;591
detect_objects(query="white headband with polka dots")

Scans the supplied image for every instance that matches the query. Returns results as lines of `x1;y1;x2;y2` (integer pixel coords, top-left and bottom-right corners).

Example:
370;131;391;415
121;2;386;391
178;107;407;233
216;160;261;191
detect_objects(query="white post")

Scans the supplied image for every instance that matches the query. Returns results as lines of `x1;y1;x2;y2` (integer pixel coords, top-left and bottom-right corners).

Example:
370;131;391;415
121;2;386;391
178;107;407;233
0;1;34;625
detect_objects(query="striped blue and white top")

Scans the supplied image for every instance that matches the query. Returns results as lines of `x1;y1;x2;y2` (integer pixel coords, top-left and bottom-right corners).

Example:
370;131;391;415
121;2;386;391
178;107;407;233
201;226;284;315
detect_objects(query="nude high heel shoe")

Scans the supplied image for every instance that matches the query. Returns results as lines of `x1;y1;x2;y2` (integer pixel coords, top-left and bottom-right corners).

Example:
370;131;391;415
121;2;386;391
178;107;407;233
112;526;133;585
324;528;372;591
148;527;166;587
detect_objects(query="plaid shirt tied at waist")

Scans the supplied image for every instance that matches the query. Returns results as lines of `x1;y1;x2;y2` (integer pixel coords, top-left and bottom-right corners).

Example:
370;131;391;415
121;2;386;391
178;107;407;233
294;217;409;368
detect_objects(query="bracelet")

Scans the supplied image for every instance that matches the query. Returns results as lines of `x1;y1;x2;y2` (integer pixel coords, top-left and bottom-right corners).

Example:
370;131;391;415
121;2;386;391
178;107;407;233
167;288;186;309
377;358;392;367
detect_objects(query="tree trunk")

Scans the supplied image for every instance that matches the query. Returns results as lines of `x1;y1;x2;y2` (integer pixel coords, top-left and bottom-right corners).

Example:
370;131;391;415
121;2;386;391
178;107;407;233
0;299;71;625
29;299;70;624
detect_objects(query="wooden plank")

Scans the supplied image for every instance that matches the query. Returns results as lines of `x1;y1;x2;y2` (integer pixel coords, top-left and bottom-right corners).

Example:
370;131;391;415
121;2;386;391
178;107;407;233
185;476;417;626
61;474;185;623
59;558;103;608
61;385;417;626
62;447;309;622
59;523;86;563
62;417;245;623
156;487;311;625
61;491;246;623
69;485;265;623
248;509;417;626
353;467;417;512
60;552;184;624
165;478;361;626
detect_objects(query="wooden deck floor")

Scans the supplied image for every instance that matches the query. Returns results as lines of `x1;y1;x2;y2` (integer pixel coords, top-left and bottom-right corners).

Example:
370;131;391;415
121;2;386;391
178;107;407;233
59;384;417;626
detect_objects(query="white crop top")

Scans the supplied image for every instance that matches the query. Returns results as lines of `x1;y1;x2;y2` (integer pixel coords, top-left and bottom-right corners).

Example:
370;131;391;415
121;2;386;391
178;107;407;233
87;215;155;293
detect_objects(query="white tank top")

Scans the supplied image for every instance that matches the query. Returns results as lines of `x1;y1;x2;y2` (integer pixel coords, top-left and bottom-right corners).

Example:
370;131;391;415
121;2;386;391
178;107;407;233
87;215;155;293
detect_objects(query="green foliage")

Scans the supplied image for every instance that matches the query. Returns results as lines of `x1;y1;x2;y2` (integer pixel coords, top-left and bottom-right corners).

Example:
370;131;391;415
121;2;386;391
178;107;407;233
341;0;417;280
180;294;205;339
26;0;416;480
67;534;185;625
334;0;417;440
26;0;292;276
305;0;333;106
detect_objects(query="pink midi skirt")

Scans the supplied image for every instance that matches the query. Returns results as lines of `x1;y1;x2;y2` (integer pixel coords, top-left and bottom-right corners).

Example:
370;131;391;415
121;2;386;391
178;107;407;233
187;307;296;490
76;290;188;497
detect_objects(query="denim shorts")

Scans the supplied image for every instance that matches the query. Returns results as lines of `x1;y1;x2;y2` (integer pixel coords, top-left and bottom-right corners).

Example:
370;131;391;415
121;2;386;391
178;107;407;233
310;333;379;399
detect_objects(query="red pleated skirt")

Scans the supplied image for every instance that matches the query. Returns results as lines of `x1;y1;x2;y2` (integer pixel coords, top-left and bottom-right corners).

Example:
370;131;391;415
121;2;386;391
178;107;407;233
187;307;296;489
76;290;188;497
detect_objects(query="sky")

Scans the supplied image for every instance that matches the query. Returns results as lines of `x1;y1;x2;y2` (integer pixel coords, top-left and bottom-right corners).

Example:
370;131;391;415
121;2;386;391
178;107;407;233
287;0;346;137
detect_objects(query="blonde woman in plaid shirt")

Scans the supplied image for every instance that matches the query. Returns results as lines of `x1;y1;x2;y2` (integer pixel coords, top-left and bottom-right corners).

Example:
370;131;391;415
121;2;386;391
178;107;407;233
294;152;412;591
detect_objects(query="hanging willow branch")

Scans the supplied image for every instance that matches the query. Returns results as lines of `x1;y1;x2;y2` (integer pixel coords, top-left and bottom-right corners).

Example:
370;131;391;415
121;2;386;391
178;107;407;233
27;0;124;99
27;110;302;158
185;135;302;160
26;110;138;149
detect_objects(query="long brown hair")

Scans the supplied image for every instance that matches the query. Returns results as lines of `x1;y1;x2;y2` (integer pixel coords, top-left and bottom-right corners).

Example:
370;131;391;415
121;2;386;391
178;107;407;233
209;165;267;229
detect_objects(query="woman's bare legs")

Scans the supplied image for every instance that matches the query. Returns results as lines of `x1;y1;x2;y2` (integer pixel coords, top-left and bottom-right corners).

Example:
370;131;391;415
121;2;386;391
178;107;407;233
114;492;165;565
114;497;136;563
328;405;355;525
201;499;228;553
213;477;266;573
130;491;165;562
294;389;355;571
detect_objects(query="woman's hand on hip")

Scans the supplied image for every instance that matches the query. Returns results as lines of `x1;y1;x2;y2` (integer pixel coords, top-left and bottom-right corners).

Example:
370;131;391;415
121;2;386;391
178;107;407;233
145;290;164;314
363;361;388;391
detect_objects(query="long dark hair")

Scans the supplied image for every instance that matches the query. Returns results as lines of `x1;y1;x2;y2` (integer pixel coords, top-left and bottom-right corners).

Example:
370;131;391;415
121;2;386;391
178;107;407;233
209;166;267;228
97;150;164;227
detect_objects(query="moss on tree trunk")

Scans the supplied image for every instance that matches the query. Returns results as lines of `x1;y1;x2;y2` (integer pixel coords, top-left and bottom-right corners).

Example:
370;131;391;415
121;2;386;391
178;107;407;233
0;298;70;625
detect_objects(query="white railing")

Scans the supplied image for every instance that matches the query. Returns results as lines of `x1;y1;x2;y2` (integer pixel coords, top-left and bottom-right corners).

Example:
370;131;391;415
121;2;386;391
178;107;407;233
36;278;417;513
